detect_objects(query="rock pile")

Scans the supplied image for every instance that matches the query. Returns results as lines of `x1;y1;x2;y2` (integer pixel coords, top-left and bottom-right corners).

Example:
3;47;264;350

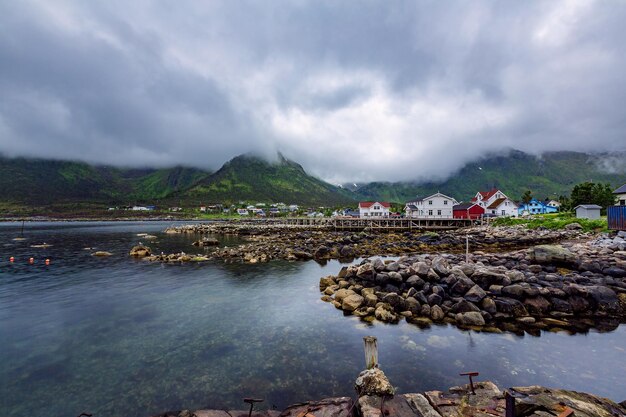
158;223;585;264
320;242;626;333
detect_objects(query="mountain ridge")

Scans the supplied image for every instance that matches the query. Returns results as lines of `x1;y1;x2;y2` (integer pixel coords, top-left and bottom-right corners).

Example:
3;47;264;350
0;150;625;210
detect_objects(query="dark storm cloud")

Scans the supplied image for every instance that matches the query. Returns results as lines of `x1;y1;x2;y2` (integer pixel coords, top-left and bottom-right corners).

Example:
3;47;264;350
0;1;625;181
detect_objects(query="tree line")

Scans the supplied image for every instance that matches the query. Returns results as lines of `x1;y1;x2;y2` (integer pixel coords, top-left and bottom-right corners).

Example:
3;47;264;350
521;182;618;212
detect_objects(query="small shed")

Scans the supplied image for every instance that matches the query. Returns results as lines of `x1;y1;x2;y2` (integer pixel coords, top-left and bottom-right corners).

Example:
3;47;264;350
574;204;602;220
453;203;485;219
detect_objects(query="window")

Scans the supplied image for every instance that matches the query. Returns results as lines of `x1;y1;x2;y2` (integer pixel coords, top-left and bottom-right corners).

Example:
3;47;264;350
501;210;506;216
505;201;508;206
437;210;442;215
620;199;625;205
444;200;448;205
428;210;433;216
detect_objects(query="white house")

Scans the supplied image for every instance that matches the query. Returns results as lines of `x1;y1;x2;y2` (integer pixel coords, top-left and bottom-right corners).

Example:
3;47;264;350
237;209;249;216
472;189;517;217
547;200;561;209
359;202;391;218
405;193;458;218
614;184;626;206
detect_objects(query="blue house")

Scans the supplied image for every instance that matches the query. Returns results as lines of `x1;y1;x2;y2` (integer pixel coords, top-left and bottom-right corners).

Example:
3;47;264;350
518;199;558;215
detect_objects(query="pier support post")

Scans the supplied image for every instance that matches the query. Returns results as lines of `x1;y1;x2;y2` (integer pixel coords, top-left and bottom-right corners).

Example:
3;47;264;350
363;336;378;369
505;390;515;417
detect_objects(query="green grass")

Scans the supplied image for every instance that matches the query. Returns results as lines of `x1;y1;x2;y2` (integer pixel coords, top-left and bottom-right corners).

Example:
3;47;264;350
492;212;608;232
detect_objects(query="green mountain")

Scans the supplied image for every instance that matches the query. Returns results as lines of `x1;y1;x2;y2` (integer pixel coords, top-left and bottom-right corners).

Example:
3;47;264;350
177;153;354;206
0;156;210;206
0;153;353;209
351;150;626;203
1;150;624;212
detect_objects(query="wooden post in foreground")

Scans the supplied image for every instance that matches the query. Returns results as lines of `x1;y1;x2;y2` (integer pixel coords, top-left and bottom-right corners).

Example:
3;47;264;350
363;336;378;369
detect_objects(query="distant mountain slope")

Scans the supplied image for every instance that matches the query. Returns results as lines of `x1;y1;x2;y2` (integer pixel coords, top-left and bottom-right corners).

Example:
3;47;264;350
1;150;624;209
178;153;354;206
0;156;210;205
352;150;626;203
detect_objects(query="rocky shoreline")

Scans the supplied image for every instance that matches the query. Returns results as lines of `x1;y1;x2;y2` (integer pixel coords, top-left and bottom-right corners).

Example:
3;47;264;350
319;234;626;334
155;223;587;264
150;375;626;417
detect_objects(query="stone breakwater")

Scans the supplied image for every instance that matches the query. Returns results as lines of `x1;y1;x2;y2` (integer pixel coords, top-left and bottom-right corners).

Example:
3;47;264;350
319;237;626;334
156;223;586;264
150;379;626;417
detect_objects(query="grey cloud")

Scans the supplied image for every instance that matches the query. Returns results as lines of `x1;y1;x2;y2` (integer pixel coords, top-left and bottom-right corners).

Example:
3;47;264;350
0;0;625;181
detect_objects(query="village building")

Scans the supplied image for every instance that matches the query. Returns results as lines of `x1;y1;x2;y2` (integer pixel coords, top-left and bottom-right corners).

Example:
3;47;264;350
359;202;391;218
452;202;485;219
518;199;558;216
574;205;602;220
236;208;249;216
614;184;626;206
547;200;561;209
472;189;517;217
405;193;458;219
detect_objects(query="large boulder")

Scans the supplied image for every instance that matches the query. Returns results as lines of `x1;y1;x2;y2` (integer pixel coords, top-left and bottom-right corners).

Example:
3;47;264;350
314;245;331;259
339;245;355;258
354;368;394;397
464;285;487;303
451;299;480;314
357;263;375;280
406;275;425;289
456;311;485;326
450;276;476;296
528;245;576;266
334;289;355;304
495;297;529;317
342;294;364;312
587;286;621;315
430;305;445;321
319;276;337;291
524;296;551;315
431;256;451;276
472;268;509;288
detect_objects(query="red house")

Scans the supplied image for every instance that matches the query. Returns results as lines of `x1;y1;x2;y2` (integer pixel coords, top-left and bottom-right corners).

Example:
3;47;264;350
453;202;485;219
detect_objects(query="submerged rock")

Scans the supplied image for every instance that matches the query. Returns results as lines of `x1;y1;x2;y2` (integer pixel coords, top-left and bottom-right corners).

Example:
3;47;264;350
129;245;151;257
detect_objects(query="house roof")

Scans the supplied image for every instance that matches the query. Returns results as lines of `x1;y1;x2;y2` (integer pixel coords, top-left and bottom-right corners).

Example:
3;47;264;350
359;201;391;208
476;189;499;201
453;202;482;210
614;184;626;194
406;204;419;210
574;204;602;209
486;198;504;209
423;192;457;202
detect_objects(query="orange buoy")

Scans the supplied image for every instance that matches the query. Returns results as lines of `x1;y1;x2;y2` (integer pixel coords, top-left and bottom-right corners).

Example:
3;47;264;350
9;256;14;263
29;257;34;264
45;259;50;265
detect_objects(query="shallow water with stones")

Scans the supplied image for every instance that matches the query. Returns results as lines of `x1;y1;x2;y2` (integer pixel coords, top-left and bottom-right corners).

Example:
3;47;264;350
0;221;624;417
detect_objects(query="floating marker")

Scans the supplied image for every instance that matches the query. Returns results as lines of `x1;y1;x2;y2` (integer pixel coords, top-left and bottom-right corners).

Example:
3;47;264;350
29;257;34;264
9;256;15;263
45;259;50;265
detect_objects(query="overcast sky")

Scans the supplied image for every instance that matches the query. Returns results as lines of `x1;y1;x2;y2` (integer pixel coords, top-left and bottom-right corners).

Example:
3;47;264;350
1;1;625;182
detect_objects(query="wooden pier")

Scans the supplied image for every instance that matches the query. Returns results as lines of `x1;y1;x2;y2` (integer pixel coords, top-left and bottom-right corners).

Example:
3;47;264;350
233;217;476;231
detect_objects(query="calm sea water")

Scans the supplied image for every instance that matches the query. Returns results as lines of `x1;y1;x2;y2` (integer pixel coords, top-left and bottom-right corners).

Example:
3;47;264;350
0;221;624;417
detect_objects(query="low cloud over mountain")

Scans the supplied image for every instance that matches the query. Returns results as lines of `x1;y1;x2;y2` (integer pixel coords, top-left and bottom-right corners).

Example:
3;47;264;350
1;1;625;182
